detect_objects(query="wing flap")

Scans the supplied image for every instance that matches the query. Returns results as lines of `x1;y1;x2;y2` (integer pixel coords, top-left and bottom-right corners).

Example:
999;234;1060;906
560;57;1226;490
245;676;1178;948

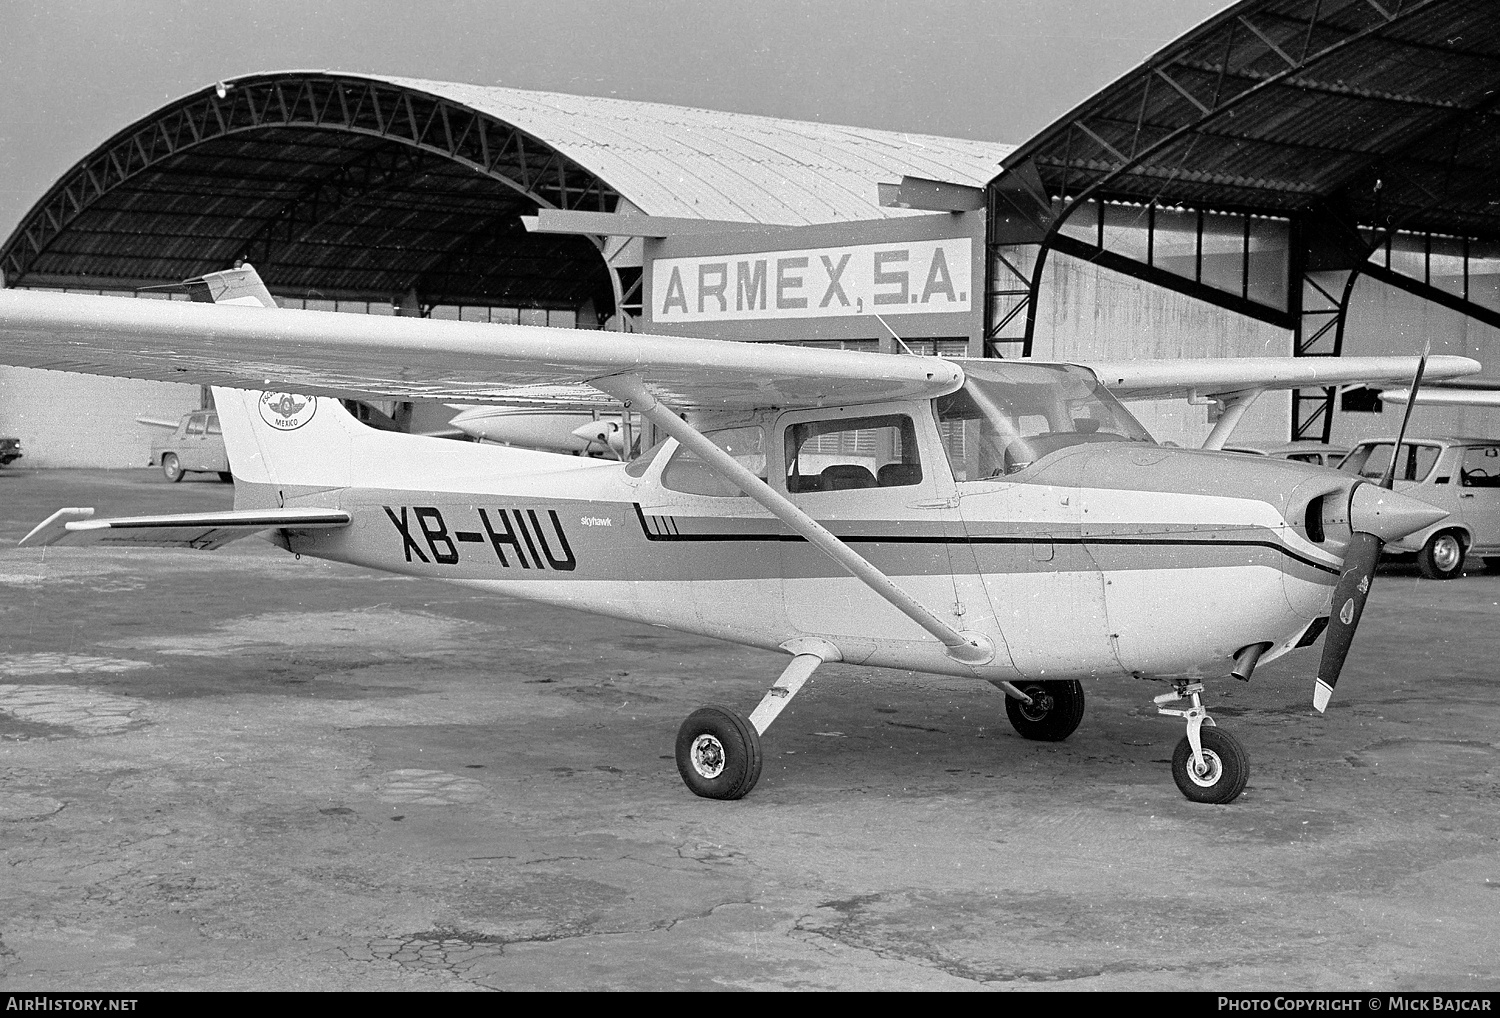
20;507;352;550
0;289;963;411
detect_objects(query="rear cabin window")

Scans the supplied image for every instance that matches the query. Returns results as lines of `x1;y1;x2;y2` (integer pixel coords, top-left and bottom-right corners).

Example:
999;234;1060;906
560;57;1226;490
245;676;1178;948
784;414;922;493
185;416;206;436
660;427;766;498
206;414;222;435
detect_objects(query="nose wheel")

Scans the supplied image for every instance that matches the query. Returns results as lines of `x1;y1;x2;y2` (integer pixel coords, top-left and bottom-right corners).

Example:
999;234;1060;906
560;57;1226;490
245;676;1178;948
1155;682;1248;804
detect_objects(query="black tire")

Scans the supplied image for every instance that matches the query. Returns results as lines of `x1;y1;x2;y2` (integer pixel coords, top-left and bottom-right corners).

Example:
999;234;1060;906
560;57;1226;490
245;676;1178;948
161;453;183;483
1004;680;1085;741
1417;530;1465;580
676;705;763;800
1171;727;1249;804
218;471;233;483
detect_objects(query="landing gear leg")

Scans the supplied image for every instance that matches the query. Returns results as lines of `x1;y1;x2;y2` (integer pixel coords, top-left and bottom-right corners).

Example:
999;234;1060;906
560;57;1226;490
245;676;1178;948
1155;681;1248;804
675;639;836;800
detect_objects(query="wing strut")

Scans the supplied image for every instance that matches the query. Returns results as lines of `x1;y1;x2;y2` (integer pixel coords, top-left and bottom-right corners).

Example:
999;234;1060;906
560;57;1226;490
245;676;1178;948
593;374;994;666
1197;388;1263;451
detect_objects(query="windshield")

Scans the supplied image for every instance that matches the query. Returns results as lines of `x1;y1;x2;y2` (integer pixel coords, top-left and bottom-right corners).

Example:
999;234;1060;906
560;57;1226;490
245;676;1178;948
934;362;1155;480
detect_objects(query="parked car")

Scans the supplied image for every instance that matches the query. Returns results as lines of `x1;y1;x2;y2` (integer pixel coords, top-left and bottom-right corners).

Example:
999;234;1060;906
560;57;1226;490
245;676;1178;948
1338;436;1500;579
0;436;20;467
143;411;230;482
1223;441;1349;468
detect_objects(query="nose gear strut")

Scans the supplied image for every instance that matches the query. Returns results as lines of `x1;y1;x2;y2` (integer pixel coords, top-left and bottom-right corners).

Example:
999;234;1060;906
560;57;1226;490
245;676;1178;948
1154;681;1249;804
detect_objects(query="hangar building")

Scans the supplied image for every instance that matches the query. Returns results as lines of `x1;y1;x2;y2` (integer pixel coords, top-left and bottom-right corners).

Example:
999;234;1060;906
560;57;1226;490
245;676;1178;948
4;0;1500;466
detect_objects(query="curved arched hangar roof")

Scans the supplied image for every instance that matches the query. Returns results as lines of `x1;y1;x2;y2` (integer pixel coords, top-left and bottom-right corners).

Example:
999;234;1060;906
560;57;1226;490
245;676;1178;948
0;72;1010;309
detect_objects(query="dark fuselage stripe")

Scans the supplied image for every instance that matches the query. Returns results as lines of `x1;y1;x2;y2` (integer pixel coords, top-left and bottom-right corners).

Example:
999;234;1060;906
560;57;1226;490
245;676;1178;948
630;504;1339;575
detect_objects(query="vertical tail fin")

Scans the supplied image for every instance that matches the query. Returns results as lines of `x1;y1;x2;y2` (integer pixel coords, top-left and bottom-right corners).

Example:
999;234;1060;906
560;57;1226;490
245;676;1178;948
213;388;364;496
194;264;363;500
185;264;277;308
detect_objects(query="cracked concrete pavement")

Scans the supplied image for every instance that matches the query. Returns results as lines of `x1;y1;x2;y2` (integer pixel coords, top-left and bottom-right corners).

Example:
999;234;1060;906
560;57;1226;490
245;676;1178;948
1;469;1498;990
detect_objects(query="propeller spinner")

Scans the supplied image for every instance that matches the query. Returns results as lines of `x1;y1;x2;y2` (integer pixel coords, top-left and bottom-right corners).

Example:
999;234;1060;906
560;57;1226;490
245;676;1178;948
1313;350;1445;712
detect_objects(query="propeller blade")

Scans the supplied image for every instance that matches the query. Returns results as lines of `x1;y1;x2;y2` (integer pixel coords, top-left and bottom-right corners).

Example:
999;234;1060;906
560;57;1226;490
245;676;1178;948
1378;345;1428;490
1315;530;1382;713
1320;347;1436;712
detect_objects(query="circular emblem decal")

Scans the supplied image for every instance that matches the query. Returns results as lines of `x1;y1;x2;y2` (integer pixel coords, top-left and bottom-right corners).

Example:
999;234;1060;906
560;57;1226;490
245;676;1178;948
259;392;317;431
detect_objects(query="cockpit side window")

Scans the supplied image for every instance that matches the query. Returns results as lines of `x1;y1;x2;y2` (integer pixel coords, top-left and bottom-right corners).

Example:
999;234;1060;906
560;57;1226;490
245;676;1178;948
660;426;767;497
784;414;922;493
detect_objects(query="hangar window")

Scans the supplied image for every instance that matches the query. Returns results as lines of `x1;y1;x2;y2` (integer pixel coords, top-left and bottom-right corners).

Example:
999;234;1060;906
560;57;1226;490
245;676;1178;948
1370;232;1500;315
1056;200;1290;310
785;415;921;493
1340;387;1383;413
660;427;766;497
778;339;879;354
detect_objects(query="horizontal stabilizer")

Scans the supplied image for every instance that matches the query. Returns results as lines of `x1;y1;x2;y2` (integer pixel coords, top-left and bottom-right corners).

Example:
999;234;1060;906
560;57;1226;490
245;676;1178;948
19;507;351;550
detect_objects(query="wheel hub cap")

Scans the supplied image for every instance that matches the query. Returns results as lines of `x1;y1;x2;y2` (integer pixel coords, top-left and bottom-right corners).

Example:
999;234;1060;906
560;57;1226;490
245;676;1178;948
1018;689;1054;722
689;734;726;779
1433;536;1461;571
1187;748;1223;787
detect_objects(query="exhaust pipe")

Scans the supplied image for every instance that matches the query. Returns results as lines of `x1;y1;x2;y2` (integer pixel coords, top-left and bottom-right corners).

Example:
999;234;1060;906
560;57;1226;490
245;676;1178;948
1231;642;1272;682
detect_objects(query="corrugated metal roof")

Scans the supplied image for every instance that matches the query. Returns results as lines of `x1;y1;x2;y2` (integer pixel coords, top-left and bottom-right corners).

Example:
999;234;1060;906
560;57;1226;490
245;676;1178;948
998;0;1500;240
0;72;1011;305
378;76;1011;225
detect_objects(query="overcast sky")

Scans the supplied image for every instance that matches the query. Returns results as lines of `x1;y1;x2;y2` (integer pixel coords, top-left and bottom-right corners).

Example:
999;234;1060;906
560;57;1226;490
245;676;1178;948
1;0;1229;240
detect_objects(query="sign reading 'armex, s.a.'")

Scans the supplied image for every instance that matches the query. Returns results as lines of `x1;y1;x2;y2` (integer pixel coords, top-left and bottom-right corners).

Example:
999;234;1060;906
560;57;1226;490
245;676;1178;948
651;238;972;323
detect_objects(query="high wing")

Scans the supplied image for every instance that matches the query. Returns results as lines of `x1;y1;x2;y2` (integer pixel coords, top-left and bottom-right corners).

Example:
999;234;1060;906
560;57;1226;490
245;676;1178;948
0;287;1479;415
0;289;963;411
1081;356;1481;402
20;507;352;550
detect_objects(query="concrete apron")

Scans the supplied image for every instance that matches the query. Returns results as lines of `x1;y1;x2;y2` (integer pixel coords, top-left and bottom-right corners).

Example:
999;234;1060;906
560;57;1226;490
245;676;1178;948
0;469;1498;991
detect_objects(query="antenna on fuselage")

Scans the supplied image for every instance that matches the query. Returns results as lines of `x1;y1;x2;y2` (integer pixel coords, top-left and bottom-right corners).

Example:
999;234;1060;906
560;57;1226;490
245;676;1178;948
874;314;919;356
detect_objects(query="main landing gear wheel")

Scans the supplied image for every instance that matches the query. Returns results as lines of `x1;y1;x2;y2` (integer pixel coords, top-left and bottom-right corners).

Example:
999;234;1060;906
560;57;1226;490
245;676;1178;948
1418;530;1465;580
676;705;763;800
161;453;183;483
1171;727;1249;804
1004;680;1085;741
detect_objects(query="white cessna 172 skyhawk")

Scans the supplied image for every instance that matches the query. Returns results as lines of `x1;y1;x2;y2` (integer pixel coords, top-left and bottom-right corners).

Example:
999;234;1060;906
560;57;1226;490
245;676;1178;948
0;267;1479;804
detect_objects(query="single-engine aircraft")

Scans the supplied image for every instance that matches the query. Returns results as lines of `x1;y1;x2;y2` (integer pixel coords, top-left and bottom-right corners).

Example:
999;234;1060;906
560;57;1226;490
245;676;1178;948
0;267;1480;804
